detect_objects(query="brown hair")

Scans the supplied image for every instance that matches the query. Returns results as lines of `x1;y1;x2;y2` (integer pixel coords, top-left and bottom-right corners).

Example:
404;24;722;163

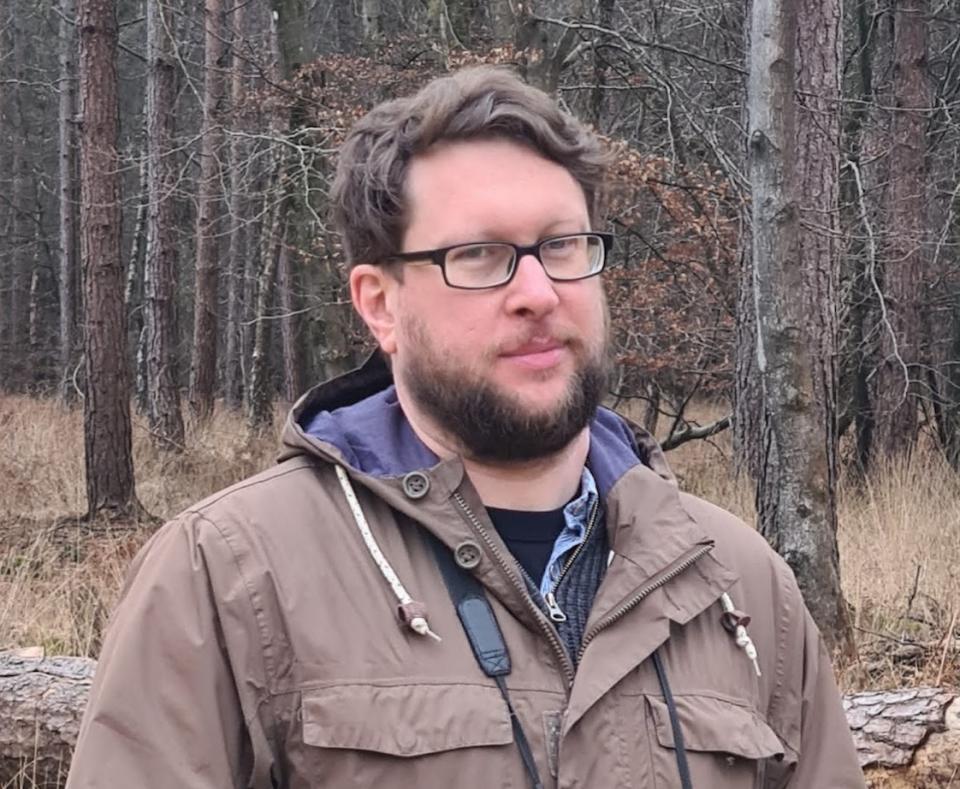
331;65;610;267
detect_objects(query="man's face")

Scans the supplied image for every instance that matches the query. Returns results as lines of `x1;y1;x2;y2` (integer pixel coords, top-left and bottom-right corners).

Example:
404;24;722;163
379;138;609;461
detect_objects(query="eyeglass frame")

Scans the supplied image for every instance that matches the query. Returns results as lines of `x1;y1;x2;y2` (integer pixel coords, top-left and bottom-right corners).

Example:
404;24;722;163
383;231;614;290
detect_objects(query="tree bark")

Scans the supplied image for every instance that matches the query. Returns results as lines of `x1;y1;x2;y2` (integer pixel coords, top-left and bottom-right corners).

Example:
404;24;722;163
247;168;284;431
223;0;248;411
8;24;31;393
360;0;382;43
278;236;301;403
0;654;95;789
871;0;930;461
746;0;851;654
126;155;149;416
144;0;185;450
189;0;227;422
78;0;139;519
58;0;81;404
847;687;959;784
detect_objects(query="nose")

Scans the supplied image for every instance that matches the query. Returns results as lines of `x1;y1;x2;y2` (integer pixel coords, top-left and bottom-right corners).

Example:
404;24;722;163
503;252;561;318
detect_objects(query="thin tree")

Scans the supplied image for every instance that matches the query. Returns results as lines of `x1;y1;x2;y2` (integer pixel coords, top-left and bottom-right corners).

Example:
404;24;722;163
247;0;313;429
77;0;140;518
189;0;226;421
144;0;185;450
58;0;80;403
744;0;851;653
872;0;930;461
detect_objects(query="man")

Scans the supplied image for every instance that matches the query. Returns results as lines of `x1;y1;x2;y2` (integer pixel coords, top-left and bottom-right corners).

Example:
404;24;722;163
67;67;865;788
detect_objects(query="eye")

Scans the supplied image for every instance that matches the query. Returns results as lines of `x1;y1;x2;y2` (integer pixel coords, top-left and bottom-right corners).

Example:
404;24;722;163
542;236;582;256
451;244;495;262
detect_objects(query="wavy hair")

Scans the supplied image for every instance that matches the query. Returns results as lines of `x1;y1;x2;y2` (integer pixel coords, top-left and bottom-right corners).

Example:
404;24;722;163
331;66;610;268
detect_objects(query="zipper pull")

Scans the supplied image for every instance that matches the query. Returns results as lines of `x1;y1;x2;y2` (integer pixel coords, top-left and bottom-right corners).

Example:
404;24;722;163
544;591;568;623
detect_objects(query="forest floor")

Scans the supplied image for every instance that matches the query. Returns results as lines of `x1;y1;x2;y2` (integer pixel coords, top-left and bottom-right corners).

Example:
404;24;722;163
1;393;958;691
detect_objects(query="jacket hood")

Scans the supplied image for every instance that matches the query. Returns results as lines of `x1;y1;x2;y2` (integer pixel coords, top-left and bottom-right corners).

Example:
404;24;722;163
280;352;678;499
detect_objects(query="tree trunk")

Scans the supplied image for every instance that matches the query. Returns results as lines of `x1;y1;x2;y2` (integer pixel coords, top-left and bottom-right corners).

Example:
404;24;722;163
871;0;929;461
144;0;185;451
247;181;284;431
746;0;851;654
508;1;583;94
8;25;31;393
847;687;959;784
360;0;382;42
78;0;139;519
126;156;150;416
278;237;301;403
223;0;248;411
58;0;80;404
189;0;227;422
0;653;95;789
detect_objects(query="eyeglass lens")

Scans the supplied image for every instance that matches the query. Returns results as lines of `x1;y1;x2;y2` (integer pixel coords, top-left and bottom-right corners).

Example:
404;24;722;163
445;234;603;288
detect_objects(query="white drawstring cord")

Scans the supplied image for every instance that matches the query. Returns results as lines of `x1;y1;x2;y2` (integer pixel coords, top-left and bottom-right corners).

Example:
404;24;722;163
720;592;761;677
335;465;441;641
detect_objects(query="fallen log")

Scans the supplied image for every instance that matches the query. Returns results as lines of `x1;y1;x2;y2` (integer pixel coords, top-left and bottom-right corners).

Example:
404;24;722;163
0;652;956;787
848;686;960;788
0;652;94;789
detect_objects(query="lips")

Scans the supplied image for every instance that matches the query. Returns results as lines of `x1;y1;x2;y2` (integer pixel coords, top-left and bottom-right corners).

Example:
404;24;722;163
500;338;567;370
502;338;564;357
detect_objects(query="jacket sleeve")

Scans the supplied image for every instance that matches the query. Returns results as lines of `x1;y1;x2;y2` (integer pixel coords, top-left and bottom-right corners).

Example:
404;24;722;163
782;611;865;788
764;562;865;789
66;514;272;789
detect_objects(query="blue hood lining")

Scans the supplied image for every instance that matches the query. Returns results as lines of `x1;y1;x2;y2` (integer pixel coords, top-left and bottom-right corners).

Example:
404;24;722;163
298;355;644;497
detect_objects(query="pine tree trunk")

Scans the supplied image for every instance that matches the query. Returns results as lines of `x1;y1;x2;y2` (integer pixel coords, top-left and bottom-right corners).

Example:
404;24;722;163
872;0;929;461
58;0;80;404
9;26;31;393
189;0;226;422
144;0;185;451
223;0;248;411
77;0;139;519
746;0;850;654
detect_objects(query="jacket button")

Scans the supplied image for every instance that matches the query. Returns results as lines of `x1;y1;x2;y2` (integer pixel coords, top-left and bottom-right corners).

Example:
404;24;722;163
402;471;430;499
455;541;482;569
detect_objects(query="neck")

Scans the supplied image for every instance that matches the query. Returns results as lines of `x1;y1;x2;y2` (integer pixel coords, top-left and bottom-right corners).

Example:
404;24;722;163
397;386;590;510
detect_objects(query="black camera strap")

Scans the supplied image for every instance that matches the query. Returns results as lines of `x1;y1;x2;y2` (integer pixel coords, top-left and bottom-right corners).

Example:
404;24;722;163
425;533;545;789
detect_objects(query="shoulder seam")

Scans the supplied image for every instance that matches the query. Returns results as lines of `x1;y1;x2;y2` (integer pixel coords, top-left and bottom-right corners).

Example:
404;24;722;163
185;457;320;514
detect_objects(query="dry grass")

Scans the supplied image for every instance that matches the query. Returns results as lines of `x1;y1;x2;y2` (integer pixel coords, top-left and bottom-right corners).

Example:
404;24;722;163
0;394;281;655
1;394;958;691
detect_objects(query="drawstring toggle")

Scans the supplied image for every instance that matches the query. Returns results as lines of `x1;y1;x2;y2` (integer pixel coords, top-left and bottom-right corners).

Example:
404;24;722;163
720;592;761;677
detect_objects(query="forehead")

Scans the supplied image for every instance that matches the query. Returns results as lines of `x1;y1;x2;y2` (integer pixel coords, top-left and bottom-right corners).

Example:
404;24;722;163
403;138;589;247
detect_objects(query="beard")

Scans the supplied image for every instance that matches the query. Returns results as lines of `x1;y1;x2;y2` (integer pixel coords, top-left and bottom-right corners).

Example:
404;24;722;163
399;317;609;463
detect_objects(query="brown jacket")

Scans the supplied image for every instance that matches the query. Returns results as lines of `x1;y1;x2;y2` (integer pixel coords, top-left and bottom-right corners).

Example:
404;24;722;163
67;363;865;789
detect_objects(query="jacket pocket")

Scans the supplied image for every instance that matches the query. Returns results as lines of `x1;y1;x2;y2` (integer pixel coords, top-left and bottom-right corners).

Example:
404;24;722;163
645;693;784;789
295;682;517;788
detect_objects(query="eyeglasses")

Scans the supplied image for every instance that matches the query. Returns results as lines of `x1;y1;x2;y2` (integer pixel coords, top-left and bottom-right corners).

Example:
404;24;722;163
386;232;614;290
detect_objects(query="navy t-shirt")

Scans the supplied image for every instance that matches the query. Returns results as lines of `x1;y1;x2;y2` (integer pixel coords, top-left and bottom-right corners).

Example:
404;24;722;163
487;506;566;587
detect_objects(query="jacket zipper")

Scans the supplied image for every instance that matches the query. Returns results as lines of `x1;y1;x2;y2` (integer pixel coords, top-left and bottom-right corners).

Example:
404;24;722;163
452;491;577;687
577;542;713;663
543;496;601;624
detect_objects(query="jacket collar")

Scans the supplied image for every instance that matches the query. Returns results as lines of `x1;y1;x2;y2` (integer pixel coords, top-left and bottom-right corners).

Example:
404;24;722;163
281;351;671;500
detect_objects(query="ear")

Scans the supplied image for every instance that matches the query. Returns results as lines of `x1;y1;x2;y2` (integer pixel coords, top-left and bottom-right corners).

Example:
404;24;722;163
350;264;399;355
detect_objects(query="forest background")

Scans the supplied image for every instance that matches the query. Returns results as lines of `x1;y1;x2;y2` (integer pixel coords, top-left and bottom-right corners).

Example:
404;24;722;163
0;0;958;745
